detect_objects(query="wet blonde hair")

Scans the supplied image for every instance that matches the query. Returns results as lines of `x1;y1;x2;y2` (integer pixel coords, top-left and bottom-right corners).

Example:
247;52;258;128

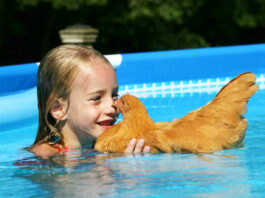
32;44;111;147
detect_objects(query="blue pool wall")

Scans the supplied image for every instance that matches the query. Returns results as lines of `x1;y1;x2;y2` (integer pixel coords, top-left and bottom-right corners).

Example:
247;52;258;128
117;43;265;85
1;43;265;131
0;63;38;96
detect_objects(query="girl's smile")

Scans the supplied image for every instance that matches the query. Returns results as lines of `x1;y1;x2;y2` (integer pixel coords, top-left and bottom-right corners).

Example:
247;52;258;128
97;119;115;129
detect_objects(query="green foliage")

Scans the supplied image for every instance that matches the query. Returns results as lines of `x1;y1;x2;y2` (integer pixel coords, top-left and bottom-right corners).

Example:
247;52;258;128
128;0;203;23
1;0;265;65
16;0;107;10
125;0;209;50
234;0;265;28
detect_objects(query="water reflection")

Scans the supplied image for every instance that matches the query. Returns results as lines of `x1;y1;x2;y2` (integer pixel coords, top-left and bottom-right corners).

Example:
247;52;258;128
13;149;123;197
12;148;252;198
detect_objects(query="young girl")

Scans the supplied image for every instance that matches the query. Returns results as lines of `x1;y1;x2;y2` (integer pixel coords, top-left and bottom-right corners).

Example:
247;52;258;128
29;44;150;157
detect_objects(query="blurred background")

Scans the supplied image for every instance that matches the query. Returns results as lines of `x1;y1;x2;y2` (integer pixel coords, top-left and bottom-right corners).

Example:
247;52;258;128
0;0;265;66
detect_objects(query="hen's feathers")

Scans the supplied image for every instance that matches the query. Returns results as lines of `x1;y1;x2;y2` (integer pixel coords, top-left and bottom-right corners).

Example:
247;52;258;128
95;72;258;153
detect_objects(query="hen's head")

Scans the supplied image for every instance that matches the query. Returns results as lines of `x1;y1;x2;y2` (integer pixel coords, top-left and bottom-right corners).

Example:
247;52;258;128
115;94;146;115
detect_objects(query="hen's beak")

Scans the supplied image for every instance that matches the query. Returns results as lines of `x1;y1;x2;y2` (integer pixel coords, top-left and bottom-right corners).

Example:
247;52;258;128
113;99;121;113
113;99;119;107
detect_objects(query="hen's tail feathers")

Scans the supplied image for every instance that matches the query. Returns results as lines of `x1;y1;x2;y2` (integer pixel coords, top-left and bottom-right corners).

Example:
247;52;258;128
211;72;258;115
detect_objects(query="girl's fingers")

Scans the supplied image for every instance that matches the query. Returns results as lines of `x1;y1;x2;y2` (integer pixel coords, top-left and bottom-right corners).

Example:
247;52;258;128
143;146;151;153
125;138;137;153
125;139;150;154
133;139;145;153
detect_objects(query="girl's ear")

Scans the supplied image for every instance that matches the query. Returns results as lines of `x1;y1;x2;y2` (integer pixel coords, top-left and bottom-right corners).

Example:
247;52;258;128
49;99;68;121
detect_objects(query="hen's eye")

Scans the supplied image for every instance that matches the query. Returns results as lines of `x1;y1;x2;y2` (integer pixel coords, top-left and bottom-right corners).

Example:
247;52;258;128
112;93;119;101
121;100;126;106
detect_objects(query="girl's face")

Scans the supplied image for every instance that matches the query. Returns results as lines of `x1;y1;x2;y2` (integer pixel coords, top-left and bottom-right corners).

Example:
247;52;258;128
64;58;119;145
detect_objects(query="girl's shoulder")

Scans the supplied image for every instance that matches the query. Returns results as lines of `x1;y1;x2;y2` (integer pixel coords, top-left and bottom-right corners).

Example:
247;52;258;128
30;143;59;157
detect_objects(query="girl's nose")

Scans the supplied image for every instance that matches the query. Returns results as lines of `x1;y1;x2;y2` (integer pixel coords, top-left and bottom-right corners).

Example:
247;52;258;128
104;98;117;115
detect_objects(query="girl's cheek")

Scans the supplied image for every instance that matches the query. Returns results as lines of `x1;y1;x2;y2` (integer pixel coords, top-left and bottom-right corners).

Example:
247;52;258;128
87;105;101;118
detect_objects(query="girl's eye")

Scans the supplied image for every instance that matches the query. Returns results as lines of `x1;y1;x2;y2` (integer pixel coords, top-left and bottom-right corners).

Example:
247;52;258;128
91;96;101;101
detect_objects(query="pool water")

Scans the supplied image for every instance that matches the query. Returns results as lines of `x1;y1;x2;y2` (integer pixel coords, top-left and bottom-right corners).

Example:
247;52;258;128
1;82;265;198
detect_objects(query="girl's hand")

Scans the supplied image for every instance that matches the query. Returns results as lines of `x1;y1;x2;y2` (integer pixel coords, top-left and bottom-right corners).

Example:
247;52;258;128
125;138;150;153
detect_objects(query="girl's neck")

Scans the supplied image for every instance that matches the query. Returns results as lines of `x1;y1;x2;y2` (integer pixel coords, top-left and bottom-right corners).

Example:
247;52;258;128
61;125;95;149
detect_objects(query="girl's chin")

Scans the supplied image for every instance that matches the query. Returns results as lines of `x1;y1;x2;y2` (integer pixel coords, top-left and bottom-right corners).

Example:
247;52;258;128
101;125;112;130
97;125;112;132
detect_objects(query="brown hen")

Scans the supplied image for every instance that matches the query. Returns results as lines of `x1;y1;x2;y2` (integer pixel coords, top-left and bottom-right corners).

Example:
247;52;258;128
95;72;258;153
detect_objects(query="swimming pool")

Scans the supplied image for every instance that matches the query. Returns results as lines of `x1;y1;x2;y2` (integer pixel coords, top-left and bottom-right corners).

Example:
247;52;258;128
1;44;265;197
